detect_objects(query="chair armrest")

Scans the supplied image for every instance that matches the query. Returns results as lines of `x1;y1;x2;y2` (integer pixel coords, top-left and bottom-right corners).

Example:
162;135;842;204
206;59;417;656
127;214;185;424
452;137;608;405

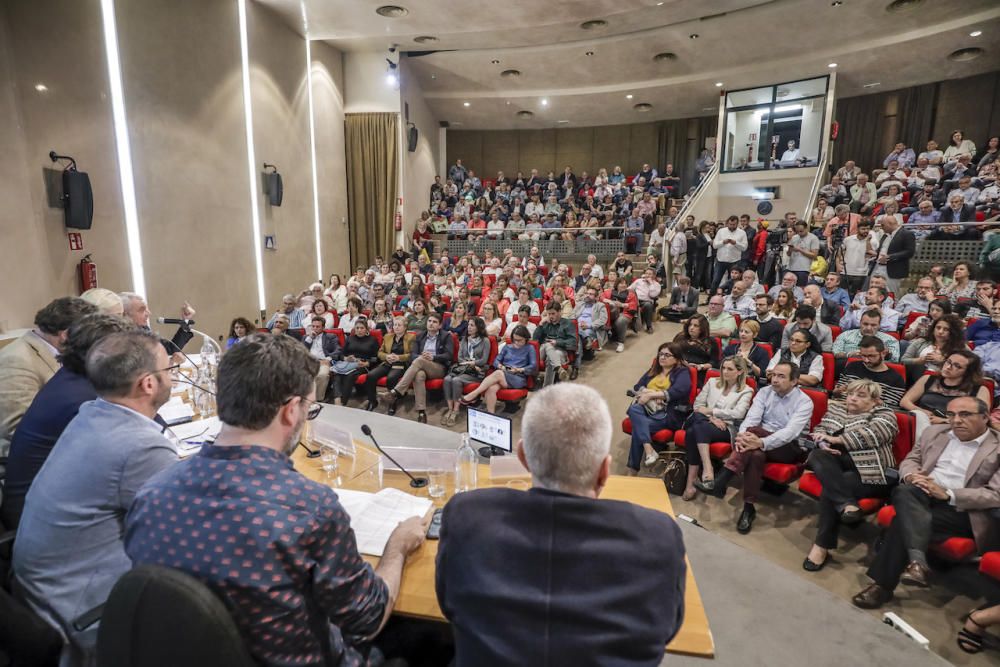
72;603;104;632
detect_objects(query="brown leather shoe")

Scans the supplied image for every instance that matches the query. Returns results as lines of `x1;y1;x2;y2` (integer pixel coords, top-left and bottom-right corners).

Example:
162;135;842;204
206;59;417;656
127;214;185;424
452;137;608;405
852;583;894;609
900;560;931;588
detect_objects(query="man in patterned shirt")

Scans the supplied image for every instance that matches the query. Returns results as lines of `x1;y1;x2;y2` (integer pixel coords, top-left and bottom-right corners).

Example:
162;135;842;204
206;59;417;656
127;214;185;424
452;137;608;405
125;334;427;666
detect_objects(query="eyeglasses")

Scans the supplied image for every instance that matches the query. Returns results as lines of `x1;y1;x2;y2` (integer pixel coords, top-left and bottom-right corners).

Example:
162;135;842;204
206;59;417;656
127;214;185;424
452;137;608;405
945;411;981;420
658;352;674;358
942;359;967;371
284;396;323;420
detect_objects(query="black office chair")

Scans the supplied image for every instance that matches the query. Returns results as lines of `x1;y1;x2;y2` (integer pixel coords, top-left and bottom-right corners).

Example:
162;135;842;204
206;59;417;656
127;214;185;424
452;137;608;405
96;565;256;667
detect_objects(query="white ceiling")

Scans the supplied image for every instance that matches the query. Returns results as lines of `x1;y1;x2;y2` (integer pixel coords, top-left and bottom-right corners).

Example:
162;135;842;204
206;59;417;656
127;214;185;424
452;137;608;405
259;0;1000;129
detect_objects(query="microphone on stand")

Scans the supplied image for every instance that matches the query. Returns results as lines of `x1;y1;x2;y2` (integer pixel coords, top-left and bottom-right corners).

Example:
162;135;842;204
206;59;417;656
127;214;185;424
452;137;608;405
361;424;428;489
157;316;194;331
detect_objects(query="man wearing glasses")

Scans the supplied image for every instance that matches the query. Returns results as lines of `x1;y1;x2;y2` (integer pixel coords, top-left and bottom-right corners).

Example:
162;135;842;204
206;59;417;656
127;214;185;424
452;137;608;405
12;329;179;664
853;396;1000;609
126;334;427;665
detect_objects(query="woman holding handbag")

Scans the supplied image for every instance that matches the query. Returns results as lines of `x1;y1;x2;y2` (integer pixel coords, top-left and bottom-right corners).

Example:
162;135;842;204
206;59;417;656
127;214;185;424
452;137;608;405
680;357;753;500
624;342;692;475
441;318;491;426
328;319;378;406
363;317;413;411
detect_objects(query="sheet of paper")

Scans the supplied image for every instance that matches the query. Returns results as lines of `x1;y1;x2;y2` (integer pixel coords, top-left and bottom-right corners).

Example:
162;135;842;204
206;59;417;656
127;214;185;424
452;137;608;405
334;487;432;557
168;417;221;443
158;398;195;425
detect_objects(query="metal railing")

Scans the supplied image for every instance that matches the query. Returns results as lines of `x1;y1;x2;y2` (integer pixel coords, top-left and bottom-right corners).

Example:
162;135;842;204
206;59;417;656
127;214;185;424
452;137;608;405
661;162;718;278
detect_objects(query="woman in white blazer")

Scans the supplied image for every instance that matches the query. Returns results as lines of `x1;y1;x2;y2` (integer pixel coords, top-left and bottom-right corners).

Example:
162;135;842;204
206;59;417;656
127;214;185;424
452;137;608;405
682;356;754;500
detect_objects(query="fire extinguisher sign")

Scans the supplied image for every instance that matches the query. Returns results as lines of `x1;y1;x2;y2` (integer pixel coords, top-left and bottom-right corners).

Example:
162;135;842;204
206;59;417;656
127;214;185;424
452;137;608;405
68;232;83;251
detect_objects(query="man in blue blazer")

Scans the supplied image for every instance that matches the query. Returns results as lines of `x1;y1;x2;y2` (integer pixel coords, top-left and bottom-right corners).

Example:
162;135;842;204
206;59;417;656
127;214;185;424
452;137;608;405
436;383;687;666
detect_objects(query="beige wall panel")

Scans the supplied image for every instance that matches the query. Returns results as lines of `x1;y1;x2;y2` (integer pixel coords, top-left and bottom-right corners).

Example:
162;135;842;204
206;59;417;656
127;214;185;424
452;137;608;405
517;129;556;175
934;73;996;148
481;131;519;179
446;131;482;176
311;41;351;283
627;123;659;175
1;0;130;329
400;56;441;232
592;125;633;176
554;127;594;174
117;0;257;339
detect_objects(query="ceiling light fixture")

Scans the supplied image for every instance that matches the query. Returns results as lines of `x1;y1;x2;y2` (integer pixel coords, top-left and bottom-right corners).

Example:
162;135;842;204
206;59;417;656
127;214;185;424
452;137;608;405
702;107;715;111
863;82;881;88
34;83;48;92
414;35;438;44
500;69;521;78
540;99;548;106
490;59;500;65
585;50;595;56
633;102;653;112
375;5;408;18
831;0;843;5
714;82;723;87
557;120;570;124
689;33;699;39
828;62;838;68
517;110;534;118
301;0;322;280
653;52;677;62
385;47;399;87
581;20;607;30
948;47;983;62
970;30;982;37
626;94;633;99
463;101;470;107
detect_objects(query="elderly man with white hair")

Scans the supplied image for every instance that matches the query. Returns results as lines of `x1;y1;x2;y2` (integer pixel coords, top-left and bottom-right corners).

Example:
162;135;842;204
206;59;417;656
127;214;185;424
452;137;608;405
119;291;196;354
436;383;687;665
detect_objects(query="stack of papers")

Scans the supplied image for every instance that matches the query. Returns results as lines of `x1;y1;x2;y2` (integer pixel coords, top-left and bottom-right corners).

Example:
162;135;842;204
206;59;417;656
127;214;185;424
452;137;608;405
334;488;433;557
158;397;195;425
166;417;222;458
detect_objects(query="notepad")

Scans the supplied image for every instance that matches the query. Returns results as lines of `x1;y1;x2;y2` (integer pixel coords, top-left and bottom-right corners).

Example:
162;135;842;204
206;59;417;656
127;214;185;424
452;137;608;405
333;488;433;557
158;397;195;425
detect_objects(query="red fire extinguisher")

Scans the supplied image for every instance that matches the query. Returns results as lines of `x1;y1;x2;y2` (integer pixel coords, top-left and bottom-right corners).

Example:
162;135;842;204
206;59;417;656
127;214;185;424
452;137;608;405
394;196;403;231
79;254;98;293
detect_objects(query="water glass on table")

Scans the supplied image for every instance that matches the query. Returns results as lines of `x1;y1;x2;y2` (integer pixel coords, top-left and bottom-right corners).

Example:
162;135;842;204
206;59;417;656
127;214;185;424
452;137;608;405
428;467;448;499
320;442;340;475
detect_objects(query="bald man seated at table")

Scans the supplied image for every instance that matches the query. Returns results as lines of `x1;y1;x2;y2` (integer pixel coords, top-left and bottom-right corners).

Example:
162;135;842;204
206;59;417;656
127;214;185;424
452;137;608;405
435;383;687;666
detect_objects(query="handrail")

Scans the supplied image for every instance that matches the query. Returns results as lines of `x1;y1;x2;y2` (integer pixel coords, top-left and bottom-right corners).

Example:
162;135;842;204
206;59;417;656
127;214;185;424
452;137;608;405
662;162;718;277
802;149;828;222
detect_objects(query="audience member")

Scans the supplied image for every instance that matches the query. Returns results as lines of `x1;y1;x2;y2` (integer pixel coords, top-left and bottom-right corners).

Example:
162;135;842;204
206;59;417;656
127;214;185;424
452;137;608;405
748;294;784;350
768;330;824;387
629;268;662;333
226;317;254;349
386;313;454;422
902;314;970;373
461;325;538;415
768;272;805;303
723;280;755;320
781;305;833;352
328;319;378;407
533;303;577;387
904;297;951;341
712;216;748;291
833;309;900;361
723;321;771;380
840;286;901;331
13;329;178;662
660;275;699;323
625;343;692;474
833;336;906;408
364;317;413;413
705;295;737;338
673;314;720;379
938;261;978;306
802;284;842;327
896;277;935;318
900;350;991;434
302;316;341;402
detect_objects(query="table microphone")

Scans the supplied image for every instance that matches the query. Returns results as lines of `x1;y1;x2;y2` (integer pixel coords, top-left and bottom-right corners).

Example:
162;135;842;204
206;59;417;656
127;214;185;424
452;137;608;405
361;424;428;488
157;317;195;329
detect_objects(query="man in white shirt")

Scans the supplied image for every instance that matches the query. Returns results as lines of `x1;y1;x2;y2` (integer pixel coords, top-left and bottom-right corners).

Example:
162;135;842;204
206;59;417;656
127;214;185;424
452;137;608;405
786;222;820;286
778;140;804;167
647;222;667;257
854;397;1000;609
918;140;944;165
839;286;900;332
711;216;748;292
585;255;604;281
768;272;805;303
723;281;755;320
696;361;814;534
741;269;764;298
629;268;662;333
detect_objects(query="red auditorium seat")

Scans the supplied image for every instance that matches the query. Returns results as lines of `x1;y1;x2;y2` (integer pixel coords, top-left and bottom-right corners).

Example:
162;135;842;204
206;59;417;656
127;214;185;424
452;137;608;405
876;506;977;561
902;311;926;332
798;412;915;514
622;366;698;445
980;552;1000;582
821;352;836;392
761;388;827;486
495;340;540;406
829;325;842;341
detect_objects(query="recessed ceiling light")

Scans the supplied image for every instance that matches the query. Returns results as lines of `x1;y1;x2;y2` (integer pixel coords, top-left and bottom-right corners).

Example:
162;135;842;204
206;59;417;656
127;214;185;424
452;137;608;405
626;94;633;99
581;20;607;30
828;62;838;68
657;1;664;5
970;30;982;37
414;35;438;44
633;102;653;112
863;82;881;88
500;69;521;78
505;100;511;105
886;0;923;13
585;50;595;56
948;47;983;62
540;99;548;106
430;74;436;79
714;82;723;87
490;59;500;65
557;120;570;124
375;5;408;18
653;52;677;62
516;110;534;118
689;33;699;39
451;121;463;126
34;83;48;92
831;0;843;5
702;107;715;111
463;101;470;107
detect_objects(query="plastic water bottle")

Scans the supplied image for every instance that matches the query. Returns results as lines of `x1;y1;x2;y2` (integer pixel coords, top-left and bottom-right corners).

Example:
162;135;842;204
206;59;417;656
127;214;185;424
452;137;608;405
197;336;218;416
454;433;478;493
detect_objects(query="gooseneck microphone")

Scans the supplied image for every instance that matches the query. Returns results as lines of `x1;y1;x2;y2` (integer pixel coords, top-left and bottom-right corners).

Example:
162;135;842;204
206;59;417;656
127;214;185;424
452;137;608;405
157;316;195;328
361;424;428;488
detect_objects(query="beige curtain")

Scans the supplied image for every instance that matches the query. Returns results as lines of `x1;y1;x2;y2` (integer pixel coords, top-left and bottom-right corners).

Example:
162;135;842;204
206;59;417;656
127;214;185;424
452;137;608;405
345;112;398;268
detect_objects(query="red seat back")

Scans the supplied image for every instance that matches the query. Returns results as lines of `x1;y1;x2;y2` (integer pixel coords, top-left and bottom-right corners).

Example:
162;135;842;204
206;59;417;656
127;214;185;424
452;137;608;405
829;325;842;341
892;412;915;466
330;329;346;346
803;388;828;429
903;311;926;331
485;336;499;366
821;352;836;392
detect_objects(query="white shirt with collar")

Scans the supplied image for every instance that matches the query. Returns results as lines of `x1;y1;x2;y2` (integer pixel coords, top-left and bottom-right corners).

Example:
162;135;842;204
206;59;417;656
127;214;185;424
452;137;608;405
931;430;990;505
29;330;60;359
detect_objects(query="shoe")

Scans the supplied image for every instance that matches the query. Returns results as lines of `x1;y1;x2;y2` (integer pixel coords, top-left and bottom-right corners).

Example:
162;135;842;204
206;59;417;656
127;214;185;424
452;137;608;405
736;505;756;534
802;555;828;572
646;326;654;334
840;507;865;525
364;400;377;412
693;478;726;498
900;560;931;588
440;411;452;427
459;396;477;407
557;367;569;382
570;367;579;380
644;451;659;466
616;343;624;353
417;410;427;424
957;606;999;654
852;583;893;609
386;390;399;416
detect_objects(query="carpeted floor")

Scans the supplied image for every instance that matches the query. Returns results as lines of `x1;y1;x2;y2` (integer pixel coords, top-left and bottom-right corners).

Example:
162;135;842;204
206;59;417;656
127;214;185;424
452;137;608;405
373;309;1000;666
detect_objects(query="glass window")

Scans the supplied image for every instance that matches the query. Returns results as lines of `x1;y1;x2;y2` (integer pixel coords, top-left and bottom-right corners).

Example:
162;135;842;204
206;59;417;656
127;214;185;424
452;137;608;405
726;86;772;108
775;78;827;103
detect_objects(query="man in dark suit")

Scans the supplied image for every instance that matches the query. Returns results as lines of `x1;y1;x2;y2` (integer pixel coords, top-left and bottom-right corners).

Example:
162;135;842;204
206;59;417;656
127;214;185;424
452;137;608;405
387;313;454;422
302;316;342;401
748;294;784;351
436;383;687;666
930;193;980;240
871;216;915;295
853;396;1000;609
659;275;700;322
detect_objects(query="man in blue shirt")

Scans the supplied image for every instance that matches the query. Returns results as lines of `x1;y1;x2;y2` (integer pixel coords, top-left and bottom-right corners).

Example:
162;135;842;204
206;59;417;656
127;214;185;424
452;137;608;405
968;303;1000;346
820;273;851;311
13;329;178;664
126;334;427;666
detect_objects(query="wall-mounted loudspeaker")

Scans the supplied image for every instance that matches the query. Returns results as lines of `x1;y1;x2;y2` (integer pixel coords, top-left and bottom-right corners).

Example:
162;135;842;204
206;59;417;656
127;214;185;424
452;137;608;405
407;125;418;152
49;151;94;229
263;163;283;206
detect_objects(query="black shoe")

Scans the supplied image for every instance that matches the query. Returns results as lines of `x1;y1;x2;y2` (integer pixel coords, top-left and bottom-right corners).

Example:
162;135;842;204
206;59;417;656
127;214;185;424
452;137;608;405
386;390;399;416
802;555;828;572
364;400;377;412
417;410;427;424
840;508;865;525
737;505;757;534
570;367;579;380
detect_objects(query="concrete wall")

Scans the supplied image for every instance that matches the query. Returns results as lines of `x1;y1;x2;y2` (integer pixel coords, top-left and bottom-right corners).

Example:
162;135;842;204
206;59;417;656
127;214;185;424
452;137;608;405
399;56;441;235
343;51;400;114
0;0;351;339
717;168;818;223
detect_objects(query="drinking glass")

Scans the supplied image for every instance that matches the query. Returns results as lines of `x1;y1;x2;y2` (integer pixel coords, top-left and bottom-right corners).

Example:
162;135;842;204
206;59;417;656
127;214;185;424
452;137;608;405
428;467;448;499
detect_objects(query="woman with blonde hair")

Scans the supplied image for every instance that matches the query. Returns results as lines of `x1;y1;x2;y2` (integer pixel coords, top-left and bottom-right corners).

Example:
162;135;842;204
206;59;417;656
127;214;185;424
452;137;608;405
681;356;754;499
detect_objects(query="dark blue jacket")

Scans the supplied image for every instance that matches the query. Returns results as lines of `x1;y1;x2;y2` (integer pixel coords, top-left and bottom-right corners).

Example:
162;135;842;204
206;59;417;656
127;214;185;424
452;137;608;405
633;365;692;410
2;367;96;528
967;318;1000;347
436;486;686;666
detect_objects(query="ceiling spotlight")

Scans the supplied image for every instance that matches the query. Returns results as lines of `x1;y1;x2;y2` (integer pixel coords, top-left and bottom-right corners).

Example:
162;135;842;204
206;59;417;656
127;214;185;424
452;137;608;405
714;82;723;87
831;0;843;5
657;1;664;5
375;5;408;18
490;59;501;65
414;35;438;44
585;50;595;56
863;82;881;88
517;110;534;118
581;20;608;30
541;99;548;106
626;94;634;99
500;69;521;78
948;47;983;62
828;62;838;68
970;30;982;37
505;100;511;105
653;52;677;62
463;101;470;107
34;83;48;92
385;58;398;87
430;74;436;79
633;102;653;112
702;107;716;111
689;33;699;39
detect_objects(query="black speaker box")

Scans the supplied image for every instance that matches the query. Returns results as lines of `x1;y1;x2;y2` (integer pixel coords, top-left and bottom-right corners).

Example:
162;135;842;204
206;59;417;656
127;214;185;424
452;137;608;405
63;169;94;229
266;171;283;206
407;126;418;152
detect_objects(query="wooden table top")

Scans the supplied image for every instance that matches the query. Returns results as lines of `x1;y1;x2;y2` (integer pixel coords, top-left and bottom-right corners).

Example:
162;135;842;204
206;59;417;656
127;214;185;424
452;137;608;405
292;442;715;658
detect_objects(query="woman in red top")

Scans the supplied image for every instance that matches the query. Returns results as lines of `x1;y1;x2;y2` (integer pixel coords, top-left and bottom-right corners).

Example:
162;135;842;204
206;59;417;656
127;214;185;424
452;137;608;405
411;215;433;259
